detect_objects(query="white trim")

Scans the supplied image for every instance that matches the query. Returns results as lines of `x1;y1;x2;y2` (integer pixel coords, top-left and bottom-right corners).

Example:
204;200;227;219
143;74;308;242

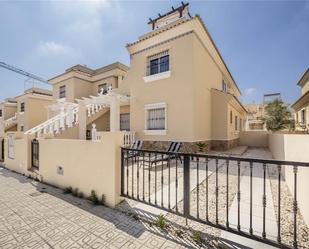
143;129;167;135
144;102;167;110
143;70;171;83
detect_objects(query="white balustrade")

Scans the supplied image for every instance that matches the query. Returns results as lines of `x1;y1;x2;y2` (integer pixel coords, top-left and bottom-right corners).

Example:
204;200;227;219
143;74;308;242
123;132;135;147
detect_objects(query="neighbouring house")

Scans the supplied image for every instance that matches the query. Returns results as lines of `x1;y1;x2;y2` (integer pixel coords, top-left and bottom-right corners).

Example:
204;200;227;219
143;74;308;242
0;88;52;161
0;97;18;134
244;103;265;131
292;68;309;131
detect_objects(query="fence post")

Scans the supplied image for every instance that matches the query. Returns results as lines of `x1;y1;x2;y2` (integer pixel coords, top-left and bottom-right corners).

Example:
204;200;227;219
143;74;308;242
120;148;125;196
183;154;190;219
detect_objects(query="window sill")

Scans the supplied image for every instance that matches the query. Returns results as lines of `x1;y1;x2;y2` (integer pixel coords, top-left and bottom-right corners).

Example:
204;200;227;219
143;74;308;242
144;129;167;135
143;71;171;83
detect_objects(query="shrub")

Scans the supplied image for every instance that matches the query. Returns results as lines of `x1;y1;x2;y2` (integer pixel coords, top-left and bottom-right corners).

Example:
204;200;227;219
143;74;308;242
192;230;202;244
155;214;166;230
78;192;84;198
72;188;79;197
63;186;73;194
89;190;100;205
195;142;208;152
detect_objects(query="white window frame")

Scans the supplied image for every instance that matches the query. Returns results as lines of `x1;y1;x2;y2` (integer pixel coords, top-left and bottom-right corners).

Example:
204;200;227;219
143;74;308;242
143;50;171;83
144;102;167;135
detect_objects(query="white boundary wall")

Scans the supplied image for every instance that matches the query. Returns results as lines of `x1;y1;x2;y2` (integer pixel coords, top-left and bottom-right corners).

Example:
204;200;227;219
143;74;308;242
269;133;309;227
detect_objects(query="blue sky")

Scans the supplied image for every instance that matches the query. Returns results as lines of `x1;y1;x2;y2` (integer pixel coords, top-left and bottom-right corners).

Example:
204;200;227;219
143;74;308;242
0;0;308;104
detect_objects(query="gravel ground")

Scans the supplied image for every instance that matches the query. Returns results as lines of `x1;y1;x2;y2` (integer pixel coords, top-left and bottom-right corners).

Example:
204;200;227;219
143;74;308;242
268;165;309;248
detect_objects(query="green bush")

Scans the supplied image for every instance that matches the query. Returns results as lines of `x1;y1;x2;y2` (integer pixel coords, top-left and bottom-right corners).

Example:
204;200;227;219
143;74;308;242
89;190;100;205
63;186;73;194
155;214;166;230
192;230;202;244
195;142;208;152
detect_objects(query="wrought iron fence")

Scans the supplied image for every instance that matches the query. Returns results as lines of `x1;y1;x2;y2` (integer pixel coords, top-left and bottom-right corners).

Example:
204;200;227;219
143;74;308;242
121;147;309;248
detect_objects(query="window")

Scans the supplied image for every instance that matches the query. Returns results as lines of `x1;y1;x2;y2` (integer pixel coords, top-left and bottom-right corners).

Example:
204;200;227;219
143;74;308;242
20;102;25;112
222;80;227;93
147;108;165;130
144;103;167;135
59;85;66;98
235;116;238;130
20;124;24;132
0;109;2;117
120;113;130;131
98;83;108;94
147;51;169;76
230;111;233;124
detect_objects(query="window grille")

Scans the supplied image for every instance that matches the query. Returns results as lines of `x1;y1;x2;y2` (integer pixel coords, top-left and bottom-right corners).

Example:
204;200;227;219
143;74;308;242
147;50;169;76
147;108;165;130
59;85;66;98
20;102;25;112
120;113;130;131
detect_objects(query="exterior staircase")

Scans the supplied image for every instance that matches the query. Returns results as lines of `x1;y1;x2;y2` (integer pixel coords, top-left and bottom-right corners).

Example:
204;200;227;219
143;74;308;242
25;102;107;138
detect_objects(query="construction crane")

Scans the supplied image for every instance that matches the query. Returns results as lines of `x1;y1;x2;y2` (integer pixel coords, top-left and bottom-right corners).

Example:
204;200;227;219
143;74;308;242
0;61;49;85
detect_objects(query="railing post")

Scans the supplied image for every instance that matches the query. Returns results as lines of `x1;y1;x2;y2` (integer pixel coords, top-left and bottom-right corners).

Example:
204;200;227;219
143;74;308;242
183;154;190;219
120;148;124;196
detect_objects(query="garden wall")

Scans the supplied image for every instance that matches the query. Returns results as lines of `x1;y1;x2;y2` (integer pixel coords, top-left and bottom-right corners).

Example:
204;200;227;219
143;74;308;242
269;133;309;227
239;131;269;147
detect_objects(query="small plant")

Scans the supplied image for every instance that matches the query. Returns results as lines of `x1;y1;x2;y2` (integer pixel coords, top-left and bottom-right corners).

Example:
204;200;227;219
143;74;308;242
88;190;100;205
78;192;84;198
101;195;105;205
155;214;166;230
195;142;208;152
72;188;79;197
175;229;184;238
63;186;73;194
192;230;202;245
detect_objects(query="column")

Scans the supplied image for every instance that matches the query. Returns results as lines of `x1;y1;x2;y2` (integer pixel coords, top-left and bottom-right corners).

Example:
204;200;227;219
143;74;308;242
110;96;120;132
78;103;87;139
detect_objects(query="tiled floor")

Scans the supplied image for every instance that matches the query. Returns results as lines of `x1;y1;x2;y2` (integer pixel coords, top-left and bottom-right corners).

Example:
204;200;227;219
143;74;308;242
0;166;198;249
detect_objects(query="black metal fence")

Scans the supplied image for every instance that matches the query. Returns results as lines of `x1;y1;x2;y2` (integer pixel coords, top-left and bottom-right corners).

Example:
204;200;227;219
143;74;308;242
31;139;39;169
121;147;309;249
1;139;4;161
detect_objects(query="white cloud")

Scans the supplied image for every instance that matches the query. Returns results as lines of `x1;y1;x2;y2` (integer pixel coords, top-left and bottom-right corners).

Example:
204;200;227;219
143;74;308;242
36;41;74;56
244;88;257;96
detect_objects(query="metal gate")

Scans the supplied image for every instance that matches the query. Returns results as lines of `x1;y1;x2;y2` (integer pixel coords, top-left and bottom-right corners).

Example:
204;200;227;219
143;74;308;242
1;139;4;161
31;139;39;169
121;147;309;249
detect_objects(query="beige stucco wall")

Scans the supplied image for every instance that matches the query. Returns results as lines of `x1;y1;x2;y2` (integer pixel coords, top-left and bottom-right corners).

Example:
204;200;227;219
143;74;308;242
15;94;51;132
0;103;17;120
38;132;123;207
128;33;195;142
239;131;269;147
4;132;124;207
301;80;309;96
4;133;34;174
124;17;244;144
269;133;309;227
